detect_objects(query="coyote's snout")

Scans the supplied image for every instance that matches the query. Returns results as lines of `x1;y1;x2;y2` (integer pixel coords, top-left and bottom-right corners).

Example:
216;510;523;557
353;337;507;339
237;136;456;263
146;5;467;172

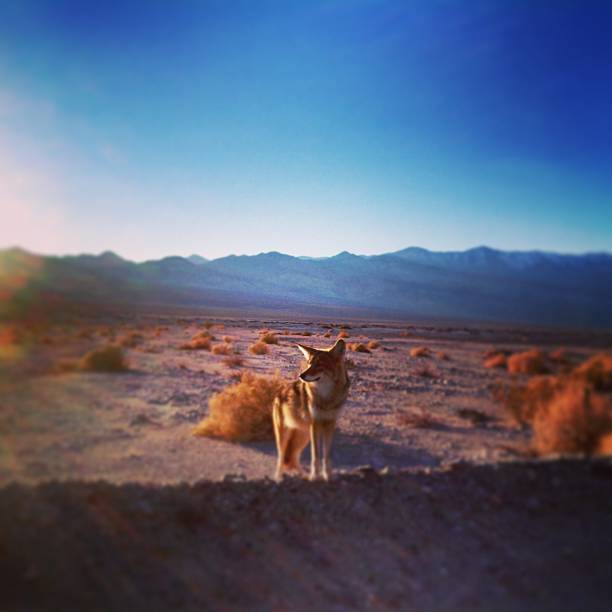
272;338;350;481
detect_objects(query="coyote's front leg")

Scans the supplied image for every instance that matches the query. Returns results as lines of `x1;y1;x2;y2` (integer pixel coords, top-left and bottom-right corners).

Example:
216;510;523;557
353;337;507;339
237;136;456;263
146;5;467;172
309;421;323;480
320;421;336;481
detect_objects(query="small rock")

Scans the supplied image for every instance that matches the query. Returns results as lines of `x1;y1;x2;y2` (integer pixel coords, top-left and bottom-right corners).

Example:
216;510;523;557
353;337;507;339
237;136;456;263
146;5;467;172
222;473;247;482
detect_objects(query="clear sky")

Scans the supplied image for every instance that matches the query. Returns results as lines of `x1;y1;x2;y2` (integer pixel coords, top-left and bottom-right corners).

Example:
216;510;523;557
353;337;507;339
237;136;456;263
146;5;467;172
1;0;611;261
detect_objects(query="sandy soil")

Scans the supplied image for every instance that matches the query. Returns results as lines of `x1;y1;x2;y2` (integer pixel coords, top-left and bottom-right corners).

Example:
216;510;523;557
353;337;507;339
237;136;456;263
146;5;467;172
1;315;611;610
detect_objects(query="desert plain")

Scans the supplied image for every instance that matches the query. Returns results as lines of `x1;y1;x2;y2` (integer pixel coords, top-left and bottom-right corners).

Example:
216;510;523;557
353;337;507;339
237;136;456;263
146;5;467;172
1;313;612;611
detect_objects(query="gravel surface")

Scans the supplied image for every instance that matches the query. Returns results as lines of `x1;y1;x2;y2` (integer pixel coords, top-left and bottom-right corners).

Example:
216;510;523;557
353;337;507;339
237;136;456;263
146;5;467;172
2;316;611;611
2;459;612;612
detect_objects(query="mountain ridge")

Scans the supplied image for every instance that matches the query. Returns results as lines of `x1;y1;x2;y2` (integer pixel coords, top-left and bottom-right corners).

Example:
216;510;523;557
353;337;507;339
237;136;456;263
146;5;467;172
1;245;611;328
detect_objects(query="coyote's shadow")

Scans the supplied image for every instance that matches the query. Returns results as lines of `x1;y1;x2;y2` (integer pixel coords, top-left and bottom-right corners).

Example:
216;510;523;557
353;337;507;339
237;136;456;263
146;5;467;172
244;429;438;471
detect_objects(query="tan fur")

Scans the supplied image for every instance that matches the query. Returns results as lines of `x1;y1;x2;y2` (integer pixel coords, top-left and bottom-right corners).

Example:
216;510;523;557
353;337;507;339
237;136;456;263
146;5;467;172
272;339;350;481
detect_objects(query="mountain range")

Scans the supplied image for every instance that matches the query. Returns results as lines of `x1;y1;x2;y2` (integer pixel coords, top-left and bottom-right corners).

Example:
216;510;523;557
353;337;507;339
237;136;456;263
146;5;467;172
1;246;611;328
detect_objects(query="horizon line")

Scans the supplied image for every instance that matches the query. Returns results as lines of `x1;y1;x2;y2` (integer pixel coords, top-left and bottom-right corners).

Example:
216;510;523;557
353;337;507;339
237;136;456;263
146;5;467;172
2;243;611;264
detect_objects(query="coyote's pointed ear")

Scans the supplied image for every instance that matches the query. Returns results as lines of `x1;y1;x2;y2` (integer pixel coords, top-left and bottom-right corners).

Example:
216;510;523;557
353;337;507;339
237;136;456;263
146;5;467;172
296;344;316;359
328;338;346;359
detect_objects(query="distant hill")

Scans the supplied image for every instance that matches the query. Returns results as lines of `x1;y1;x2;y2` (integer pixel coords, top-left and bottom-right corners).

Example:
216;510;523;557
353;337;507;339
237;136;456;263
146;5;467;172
1;245;611;328
187;254;208;265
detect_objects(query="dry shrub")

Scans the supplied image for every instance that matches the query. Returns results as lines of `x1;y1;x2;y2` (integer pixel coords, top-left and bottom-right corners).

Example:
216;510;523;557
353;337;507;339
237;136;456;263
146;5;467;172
323;332;332;338
194;330;215;341
494;354;612;456
301;331;312;337
222;355;244;368
410;346;430;358
337;330;349;339
573;354;612;391
119;331;145;348
437;351;450;361
212;343;232;355
0;325;25;345
549;348;570;364
484;353;507;369
597;433;612;455
78;345;128;372
193;371;285;441
260;332;279;345
494;375;557;427
534;383;612;455
367;340;380;350
249;341;269;355
413;363;439;378
349;343;371;353
396;408;444;429
223;335;233;343
507;349;549;375
180;336;211;351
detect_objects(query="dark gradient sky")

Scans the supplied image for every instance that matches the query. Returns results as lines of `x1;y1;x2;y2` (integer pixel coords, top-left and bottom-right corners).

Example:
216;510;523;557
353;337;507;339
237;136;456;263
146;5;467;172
1;0;611;260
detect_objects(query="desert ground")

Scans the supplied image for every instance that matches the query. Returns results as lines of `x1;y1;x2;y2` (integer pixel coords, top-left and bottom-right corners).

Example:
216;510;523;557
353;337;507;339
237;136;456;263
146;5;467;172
1;314;612;611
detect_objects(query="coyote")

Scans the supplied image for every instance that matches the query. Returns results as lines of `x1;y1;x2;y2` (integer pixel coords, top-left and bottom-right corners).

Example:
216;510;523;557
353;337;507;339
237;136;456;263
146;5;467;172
272;338;350;481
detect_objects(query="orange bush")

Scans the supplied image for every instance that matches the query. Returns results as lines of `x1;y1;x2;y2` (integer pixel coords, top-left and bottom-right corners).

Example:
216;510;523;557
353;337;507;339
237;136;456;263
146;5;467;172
249;341;269;355
494;353;612;455
495;375;558;427
223;335;233;343
212;343;232;355
413;363;438;378
0;325;24;345
549;348;569;364
573;354;612;391
507;349;548;375
533;383;612;455
222;355;244;368
180;337;211;351
194;330;215;341
410;346;430;358
367;340;380;350
78;345;128;372
484;354;507;369
349;342;371;353
437;351;450;361
259;332;279;345
193;370;285;441
154;326;168;337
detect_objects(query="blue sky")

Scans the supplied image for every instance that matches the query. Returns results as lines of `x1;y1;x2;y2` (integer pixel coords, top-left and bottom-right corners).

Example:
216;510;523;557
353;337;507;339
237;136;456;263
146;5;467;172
1;0;611;260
